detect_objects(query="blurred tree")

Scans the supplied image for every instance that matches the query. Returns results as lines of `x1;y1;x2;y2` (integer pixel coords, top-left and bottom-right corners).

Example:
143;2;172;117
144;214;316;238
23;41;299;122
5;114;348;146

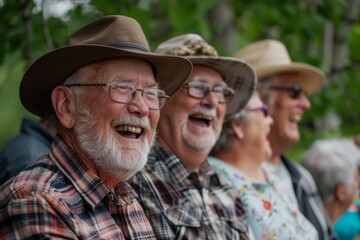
0;0;359;161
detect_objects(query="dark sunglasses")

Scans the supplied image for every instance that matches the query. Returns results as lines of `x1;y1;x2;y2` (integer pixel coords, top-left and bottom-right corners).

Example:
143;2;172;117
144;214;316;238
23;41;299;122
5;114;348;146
247;105;269;117
269;84;304;99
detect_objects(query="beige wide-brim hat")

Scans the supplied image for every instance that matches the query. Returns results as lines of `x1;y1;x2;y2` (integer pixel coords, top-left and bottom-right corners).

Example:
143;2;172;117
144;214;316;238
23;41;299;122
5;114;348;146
156;33;256;119
234;39;325;95
20;15;193;117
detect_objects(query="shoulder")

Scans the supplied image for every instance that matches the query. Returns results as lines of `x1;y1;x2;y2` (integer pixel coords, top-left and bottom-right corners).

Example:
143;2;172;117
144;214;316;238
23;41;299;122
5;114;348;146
130;167;178;195
287;158;316;184
281;156;312;178
128;169;171;208
128;171;152;193
0;134;34;156
0;158;80;239
0;156;73;205
281;156;319;195
286;159;320;198
0;132;49;164
296;163;314;180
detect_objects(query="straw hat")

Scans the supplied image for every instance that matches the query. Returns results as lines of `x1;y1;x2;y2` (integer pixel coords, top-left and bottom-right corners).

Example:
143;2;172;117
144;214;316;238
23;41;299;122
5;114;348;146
20;15;193;117
234;39;325;95
156;33;256;119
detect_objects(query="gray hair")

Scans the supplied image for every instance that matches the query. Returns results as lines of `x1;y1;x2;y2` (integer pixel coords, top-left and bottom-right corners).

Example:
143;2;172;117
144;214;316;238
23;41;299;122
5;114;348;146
46;63;95;128
210;105;249;155
256;75;278;105
302;138;360;202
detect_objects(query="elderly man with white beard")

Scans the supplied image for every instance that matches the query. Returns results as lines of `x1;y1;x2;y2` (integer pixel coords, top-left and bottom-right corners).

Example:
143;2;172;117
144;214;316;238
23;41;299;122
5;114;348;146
128;34;256;239
0;16;192;239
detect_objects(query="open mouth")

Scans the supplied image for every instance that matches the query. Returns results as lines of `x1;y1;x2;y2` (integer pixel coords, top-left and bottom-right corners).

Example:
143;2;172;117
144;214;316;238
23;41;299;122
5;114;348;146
114;125;143;139
189;114;213;127
289;114;302;123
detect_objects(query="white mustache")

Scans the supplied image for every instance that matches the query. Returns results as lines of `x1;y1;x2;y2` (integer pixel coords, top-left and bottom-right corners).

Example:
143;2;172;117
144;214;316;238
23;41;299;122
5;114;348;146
188;106;217;119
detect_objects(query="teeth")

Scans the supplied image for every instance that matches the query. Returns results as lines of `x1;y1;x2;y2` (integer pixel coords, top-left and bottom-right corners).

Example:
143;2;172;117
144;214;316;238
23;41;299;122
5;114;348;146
192;114;213;121
115;125;142;133
290;114;302;122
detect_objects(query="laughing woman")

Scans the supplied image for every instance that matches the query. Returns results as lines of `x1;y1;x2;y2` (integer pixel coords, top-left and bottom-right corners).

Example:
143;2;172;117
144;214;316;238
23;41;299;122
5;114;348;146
209;91;318;240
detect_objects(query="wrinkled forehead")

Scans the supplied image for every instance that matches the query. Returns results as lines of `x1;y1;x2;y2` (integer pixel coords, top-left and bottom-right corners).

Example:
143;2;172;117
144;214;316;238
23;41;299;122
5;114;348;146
82;58;156;84
93;58;154;73
187;64;226;86
273;71;301;85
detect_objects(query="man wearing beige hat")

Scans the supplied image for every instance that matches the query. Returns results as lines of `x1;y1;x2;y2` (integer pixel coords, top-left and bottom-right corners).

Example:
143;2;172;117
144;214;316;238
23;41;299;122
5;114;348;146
236;39;338;240
0;15;192;239
129;34;256;239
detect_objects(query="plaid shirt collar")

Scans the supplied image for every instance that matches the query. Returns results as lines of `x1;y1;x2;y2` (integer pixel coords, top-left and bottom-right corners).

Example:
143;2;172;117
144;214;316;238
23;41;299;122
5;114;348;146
148;143;224;187
50;135;137;209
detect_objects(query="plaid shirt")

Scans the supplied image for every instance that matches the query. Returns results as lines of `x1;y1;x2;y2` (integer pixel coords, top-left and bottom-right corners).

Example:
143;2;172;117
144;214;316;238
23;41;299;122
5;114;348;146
0;136;155;239
128;143;249;239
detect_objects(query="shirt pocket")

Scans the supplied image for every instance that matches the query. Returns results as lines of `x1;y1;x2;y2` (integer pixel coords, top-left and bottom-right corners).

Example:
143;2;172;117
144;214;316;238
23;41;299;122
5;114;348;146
163;203;249;240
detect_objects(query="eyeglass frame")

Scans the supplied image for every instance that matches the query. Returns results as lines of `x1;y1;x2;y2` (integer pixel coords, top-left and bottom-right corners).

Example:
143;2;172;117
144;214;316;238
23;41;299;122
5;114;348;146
64;80;169;110
246;104;269;117
269;83;305;99
182;81;235;104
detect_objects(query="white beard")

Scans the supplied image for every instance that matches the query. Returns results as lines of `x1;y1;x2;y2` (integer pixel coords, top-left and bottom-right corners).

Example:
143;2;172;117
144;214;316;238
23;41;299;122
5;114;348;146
182;126;219;151
74;107;154;181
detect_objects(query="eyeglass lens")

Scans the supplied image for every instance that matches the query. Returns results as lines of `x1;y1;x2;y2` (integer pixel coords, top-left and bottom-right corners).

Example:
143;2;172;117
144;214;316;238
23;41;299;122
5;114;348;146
109;82;167;110
247;105;269;117
269;84;303;99
184;82;234;103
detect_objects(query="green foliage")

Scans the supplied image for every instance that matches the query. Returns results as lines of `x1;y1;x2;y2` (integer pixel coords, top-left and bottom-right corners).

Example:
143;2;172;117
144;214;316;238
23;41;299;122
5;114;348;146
318;0;346;23
350;24;360;60
0;50;31;146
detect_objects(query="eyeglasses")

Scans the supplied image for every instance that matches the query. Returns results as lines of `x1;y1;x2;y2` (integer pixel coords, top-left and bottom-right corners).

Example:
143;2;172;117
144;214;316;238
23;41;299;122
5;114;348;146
64;81;169;110
269;84;304;99
247;105;269;117
183;81;235;103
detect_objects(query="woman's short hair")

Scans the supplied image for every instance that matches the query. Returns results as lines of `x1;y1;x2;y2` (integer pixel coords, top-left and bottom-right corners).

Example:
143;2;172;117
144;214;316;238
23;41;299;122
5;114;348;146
210;109;248;155
210;91;262;155
302;138;360;202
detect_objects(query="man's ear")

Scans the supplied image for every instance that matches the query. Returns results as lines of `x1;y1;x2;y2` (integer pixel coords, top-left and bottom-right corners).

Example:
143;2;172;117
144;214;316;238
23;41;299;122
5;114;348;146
51;86;76;129
335;181;346;202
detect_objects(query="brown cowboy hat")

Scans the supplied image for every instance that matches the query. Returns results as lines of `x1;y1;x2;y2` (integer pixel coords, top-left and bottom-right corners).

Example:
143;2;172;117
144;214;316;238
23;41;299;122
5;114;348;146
234;39;325;95
155;33;256;119
20;15;193;117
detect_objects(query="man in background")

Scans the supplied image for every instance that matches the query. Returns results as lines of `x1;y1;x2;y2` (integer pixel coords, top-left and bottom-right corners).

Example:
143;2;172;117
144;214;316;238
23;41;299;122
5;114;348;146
0;117;55;185
235;39;337;240
129;33;256;239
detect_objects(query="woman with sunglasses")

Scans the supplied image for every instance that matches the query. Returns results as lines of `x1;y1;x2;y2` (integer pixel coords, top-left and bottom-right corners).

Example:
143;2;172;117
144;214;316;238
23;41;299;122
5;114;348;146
209;91;318;239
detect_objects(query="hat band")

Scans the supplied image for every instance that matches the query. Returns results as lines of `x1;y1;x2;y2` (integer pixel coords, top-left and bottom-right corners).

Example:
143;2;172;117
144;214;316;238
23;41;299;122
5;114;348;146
110;42;149;52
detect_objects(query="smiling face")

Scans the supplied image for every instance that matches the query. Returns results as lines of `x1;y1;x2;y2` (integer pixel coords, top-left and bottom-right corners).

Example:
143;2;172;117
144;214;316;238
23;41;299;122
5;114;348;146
240;93;273;161
70;58;159;180
264;72;311;154
157;65;227;170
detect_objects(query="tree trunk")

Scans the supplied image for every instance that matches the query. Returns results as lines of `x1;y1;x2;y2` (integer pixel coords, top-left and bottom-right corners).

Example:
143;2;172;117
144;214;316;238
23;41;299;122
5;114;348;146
208;0;236;54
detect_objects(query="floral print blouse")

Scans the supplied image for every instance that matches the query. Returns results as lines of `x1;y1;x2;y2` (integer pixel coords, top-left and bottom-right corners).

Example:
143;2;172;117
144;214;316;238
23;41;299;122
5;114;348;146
208;157;318;240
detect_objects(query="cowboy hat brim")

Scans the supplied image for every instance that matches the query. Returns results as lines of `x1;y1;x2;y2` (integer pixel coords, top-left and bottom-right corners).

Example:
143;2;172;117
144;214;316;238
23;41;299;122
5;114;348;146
20;44;193;117
188;56;256;119
256;62;325;95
